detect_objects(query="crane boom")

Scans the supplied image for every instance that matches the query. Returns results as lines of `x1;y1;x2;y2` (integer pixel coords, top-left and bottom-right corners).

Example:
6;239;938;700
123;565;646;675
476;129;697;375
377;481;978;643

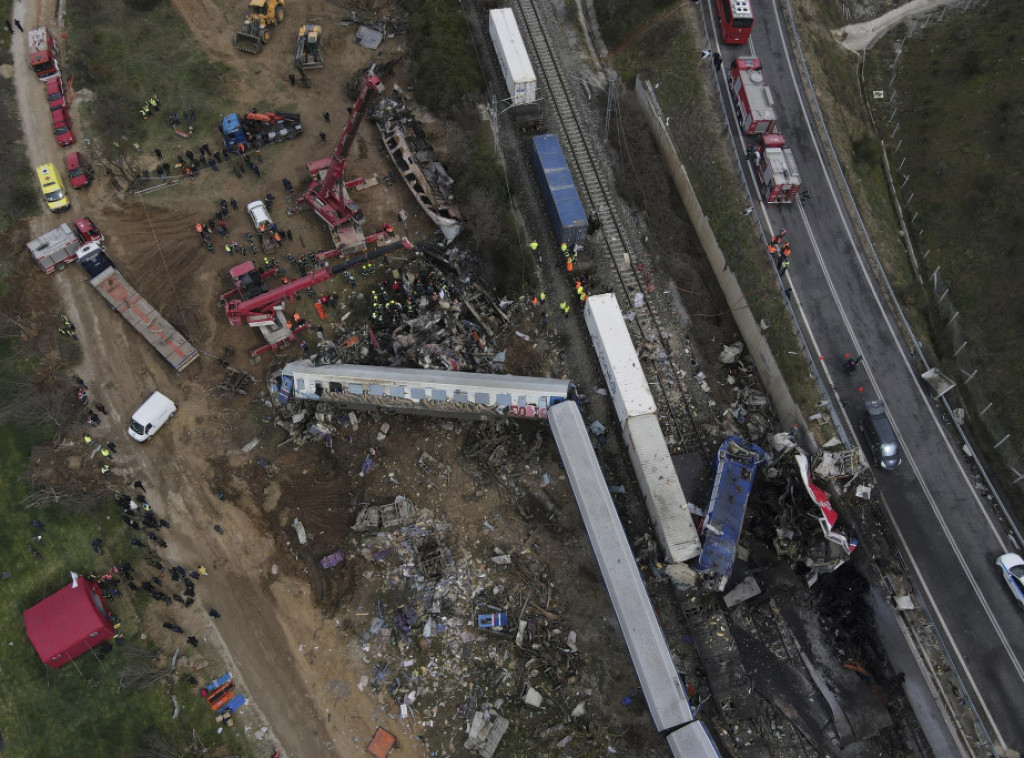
300;71;384;232
224;262;348;325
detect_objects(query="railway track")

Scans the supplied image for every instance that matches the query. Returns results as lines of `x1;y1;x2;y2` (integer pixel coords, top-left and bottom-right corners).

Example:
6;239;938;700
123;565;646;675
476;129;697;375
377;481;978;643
514;0;712;460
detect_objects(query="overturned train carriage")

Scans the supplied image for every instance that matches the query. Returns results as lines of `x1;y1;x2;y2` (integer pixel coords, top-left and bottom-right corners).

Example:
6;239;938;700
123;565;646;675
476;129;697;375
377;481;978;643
278;361;571;421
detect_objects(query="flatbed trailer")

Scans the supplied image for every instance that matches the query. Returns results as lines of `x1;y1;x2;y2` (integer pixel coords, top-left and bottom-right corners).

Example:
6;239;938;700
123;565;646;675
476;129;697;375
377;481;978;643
84;257;199;372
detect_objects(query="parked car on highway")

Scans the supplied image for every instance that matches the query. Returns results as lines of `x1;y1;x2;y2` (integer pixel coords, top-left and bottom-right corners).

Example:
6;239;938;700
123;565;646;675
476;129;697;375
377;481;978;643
996;553;1024;608
65;151;92;189
862;400;902;470
36;163;69;212
51;105;75;146
45;76;66;111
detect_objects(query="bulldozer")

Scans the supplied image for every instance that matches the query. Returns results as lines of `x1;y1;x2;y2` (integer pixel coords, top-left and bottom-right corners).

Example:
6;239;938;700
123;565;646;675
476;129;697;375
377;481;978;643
295;24;324;70
234;0;285;54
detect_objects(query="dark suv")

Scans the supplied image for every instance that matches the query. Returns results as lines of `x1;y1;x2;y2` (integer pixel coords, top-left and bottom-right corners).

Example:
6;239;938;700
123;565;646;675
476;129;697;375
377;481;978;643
862;400;901;470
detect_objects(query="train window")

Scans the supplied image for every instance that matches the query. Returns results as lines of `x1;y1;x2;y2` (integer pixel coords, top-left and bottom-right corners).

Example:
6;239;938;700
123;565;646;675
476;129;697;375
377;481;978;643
454;391;468;403
497;393;512;407
475;393;490;404
390;386;405;397
369;384;384;396
411;387;426;399
432;389;447;401
348;383;363;394
329;382;343;393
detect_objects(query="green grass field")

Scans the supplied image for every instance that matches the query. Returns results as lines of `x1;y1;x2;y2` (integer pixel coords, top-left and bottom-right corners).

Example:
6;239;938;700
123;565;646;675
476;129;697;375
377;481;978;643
856;0;1024;507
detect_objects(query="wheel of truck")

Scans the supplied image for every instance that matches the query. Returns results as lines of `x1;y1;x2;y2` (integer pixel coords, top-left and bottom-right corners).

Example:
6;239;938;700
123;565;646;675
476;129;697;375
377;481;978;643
262;29;271;43
56;261;67;272
275;5;284;22
286;131;297;140
274;133;284;143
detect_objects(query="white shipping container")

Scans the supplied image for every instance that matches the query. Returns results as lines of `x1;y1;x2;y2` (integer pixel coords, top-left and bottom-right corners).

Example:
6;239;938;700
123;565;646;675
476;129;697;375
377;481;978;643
624;414;702;562
547;401;694;731
584;293;657;424
488;8;537;106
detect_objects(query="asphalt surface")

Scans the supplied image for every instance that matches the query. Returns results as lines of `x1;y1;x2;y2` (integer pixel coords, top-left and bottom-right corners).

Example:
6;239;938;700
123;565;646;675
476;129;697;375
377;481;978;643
698;1;1024;753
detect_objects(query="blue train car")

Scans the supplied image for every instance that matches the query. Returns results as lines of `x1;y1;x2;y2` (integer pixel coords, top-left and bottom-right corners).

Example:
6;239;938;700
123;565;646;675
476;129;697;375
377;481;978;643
529;134;588;246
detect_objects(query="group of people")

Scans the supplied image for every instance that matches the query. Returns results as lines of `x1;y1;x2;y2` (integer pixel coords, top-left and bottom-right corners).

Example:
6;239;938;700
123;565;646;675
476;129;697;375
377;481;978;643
766;228;792;275
58;314;77;341
137;95;161;120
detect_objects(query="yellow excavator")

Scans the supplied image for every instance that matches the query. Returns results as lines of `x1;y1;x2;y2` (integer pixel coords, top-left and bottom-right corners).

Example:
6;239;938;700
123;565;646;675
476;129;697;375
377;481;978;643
234;0;285;54
295;24;324;70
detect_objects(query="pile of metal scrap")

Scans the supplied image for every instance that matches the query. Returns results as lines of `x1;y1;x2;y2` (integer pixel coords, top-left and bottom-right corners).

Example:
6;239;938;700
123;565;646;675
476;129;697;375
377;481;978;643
461;422;544;497
352;496;418;533
275;403;346;450
349;511;599;755
371;94;463;241
212;366;256;396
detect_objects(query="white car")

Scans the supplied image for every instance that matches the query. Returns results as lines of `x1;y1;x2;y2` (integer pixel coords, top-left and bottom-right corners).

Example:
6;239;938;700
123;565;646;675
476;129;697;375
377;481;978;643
247;199;273;232
996;553;1024;608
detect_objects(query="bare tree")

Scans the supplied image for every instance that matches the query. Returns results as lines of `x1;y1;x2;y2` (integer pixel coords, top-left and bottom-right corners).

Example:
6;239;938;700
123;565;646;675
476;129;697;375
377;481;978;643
20;483;109;511
134;731;210;758
118;660;170;692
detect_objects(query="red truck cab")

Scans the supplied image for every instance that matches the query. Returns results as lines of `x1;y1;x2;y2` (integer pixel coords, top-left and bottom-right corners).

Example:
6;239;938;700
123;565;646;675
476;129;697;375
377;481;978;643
51;106;75;147
28;27;60;81
73;217;104;245
46;77;66;111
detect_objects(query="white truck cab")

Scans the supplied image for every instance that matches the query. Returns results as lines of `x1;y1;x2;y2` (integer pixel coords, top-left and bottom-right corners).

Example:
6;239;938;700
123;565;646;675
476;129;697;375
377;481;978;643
128;391;176;442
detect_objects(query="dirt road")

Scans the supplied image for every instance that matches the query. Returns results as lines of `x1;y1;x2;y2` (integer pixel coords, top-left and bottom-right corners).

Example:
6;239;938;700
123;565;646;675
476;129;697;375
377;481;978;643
9;0;434;754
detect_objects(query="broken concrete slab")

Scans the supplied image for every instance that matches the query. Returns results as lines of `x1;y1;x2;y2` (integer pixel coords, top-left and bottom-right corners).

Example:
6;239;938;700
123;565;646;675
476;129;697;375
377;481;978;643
723;575;761;608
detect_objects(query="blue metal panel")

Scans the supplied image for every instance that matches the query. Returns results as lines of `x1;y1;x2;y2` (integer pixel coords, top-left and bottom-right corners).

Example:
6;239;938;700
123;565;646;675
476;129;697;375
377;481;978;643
530;135;588;245
695;437;765;578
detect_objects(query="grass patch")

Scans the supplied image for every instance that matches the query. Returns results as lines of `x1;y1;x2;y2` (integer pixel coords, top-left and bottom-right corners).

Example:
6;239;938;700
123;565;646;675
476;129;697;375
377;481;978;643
856;0;1024;501
404;0;483;114
0;255;250;756
66;0;233;156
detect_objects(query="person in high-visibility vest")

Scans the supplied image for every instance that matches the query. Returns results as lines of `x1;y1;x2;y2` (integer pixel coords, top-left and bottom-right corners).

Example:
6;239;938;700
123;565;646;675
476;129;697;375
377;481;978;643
567;258;573;273
529;240;539;251
84;434;93;444
560;301;569;317
561;242;568;255
539;293;546;304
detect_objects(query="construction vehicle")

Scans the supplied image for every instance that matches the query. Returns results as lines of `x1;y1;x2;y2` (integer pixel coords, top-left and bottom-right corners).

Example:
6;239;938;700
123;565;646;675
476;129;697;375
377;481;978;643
220;110;302;153
729;57;777;135
295;25;324;70
221;245;392;355
296;70;384;247
234;0;285;54
75;243;199;371
752;133;801;203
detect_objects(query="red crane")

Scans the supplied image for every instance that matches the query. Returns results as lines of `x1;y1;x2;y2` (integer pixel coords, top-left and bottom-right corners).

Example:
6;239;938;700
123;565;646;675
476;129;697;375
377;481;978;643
299;71;384;234
224;261;348;326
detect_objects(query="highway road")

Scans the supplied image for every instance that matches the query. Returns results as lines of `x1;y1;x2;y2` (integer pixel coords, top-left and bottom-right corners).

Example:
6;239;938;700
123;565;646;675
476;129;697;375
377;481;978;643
697;1;1024;753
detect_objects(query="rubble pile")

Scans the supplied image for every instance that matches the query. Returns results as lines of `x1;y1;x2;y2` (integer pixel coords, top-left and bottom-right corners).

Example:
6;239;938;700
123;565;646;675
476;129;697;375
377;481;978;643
345;499;614;756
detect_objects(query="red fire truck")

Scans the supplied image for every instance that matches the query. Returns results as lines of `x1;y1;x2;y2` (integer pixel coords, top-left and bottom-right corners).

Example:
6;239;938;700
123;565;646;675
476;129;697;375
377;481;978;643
715;0;753;45
753;133;801;203
729;57;777;135
28;28;60;81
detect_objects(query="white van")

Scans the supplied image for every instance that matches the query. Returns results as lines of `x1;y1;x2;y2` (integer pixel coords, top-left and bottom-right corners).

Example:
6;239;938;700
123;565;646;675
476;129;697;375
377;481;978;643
128;391;176;442
247;200;273;232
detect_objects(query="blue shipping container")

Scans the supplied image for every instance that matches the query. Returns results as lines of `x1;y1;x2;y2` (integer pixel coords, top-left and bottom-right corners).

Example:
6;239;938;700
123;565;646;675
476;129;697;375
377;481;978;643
530;134;588;246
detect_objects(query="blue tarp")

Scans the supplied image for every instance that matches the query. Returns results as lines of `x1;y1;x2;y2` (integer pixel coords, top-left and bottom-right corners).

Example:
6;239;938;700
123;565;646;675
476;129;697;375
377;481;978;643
696;437;765;579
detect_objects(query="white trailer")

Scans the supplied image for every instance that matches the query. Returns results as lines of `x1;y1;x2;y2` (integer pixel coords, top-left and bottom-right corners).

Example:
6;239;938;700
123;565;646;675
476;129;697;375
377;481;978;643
624;413;703;563
488;8;537;106
584;293;657;424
